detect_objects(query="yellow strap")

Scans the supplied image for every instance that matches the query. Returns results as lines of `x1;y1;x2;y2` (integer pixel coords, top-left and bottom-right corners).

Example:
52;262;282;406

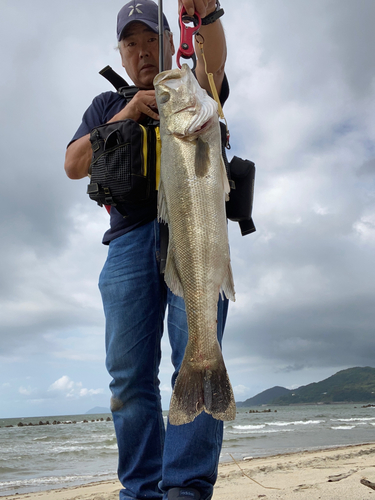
139;124;148;177
196;38;230;146
197;40;225;119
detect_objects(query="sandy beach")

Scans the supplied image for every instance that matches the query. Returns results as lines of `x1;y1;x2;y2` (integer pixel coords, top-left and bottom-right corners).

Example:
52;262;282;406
2;443;375;500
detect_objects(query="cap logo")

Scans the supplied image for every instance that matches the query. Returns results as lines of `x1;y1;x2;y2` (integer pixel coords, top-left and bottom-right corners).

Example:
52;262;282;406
128;3;143;16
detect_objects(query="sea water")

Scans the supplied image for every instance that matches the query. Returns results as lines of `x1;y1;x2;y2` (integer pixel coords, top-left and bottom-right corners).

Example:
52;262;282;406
1;404;374;496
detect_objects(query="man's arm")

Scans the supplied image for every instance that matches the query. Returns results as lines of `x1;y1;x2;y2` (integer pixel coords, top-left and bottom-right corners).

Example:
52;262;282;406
179;0;227;95
64;134;92;179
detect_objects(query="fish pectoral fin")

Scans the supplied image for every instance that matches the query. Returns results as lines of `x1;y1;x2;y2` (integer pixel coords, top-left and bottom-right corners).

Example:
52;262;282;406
157;181;169;224
221;156;231;199
168;344;236;426
221;262;236;302
195;137;210;178
164;247;184;298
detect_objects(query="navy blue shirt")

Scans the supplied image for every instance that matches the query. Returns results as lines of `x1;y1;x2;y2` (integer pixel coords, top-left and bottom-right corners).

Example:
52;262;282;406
70;75;229;244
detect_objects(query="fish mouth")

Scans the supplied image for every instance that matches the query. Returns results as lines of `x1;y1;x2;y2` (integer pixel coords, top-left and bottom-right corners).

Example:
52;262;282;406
172;117;213;138
196;118;212;131
189;116;214;134
175;105;195;114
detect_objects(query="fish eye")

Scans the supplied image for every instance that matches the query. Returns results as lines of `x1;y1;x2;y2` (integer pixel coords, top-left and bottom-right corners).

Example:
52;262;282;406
159;93;170;104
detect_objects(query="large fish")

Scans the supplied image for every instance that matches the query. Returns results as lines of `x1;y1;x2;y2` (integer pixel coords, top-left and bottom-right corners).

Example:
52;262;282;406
154;64;236;425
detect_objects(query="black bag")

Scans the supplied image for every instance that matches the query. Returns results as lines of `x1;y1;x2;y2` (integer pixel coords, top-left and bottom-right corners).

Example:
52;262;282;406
87;119;159;214
219;123;256;236
226;156;256;236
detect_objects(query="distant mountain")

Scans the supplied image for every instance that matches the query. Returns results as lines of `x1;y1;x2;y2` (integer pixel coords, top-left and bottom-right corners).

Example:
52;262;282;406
272;367;375;405
237;367;375;407
86;406;111;414
237;386;291;407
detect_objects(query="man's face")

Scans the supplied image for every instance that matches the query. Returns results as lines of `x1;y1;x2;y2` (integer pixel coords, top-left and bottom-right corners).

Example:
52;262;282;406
119;22;175;90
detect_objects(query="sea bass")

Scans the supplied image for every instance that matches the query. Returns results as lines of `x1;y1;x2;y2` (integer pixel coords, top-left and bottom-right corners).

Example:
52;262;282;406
154;64;236;425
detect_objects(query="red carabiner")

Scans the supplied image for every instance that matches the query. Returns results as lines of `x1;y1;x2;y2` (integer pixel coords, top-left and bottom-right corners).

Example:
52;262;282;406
176;8;202;70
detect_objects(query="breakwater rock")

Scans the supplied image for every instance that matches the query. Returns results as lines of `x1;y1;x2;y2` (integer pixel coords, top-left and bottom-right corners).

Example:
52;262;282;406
2;417;112;428
237;409;277;414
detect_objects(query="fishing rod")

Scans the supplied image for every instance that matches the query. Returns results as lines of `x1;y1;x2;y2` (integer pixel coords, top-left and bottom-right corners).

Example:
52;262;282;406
158;0;164;72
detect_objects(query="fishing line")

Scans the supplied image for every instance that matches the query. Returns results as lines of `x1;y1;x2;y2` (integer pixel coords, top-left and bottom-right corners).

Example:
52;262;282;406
229;454;280;490
158;0;164;71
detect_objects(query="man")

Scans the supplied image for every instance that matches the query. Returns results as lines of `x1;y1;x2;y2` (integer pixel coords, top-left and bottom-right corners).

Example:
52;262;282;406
65;1;229;499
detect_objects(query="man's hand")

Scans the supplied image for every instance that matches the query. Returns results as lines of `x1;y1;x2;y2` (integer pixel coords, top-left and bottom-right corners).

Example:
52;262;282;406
65;90;160;180
178;0;226;96
110;90;159;123
179;0;216;18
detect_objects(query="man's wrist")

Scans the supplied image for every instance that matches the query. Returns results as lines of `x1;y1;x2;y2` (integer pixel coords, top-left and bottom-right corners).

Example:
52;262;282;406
201;2;224;25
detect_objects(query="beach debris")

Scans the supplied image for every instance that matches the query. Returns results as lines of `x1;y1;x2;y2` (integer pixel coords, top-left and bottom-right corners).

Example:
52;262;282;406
361;478;375;490
328;469;357;482
154;64;236;425
294;484;312;491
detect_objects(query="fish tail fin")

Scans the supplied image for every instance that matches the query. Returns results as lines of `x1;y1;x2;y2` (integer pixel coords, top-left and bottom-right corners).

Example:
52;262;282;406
168;344;236;425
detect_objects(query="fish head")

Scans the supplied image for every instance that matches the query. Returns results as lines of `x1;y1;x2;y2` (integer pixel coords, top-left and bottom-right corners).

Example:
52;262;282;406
154;64;218;137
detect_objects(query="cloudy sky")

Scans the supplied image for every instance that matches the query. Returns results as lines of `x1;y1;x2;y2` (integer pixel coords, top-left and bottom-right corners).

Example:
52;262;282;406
1;0;374;419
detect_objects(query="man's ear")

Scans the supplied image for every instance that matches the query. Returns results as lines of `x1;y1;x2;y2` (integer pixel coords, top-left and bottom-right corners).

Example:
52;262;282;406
118;43;126;68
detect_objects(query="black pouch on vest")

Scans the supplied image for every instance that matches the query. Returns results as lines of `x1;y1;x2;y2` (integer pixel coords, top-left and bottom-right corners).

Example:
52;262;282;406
226;156;256;236
87;119;158;215
219;124;256;236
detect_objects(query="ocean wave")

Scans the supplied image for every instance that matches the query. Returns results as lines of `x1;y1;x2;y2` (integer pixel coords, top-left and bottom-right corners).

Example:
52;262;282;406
232;425;265;430
32;436;51;442
0;466;17;474
331;425;356;430
270;420;324;427
51;444;118;454
331;417;375;423
227;428;294;435
0;474;93;489
222;437;244;443
0;471;116;491
54;436;117;446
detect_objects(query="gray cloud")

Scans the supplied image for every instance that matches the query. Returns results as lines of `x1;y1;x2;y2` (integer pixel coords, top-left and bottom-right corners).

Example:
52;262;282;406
1;0;375;416
357;158;375;177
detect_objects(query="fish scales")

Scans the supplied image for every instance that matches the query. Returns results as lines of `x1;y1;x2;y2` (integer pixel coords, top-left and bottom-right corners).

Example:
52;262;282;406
154;65;236;425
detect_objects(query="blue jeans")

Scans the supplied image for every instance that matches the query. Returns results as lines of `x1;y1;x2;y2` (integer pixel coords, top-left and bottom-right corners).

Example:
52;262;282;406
99;220;229;500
